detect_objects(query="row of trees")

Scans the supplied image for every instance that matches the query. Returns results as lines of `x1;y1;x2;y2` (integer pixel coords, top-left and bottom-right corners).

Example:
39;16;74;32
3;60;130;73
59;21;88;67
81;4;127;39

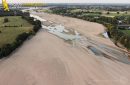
50;8;130;50
0;11;42;58
21;12;42;32
50;8;117;24
0;9;23;16
0;33;31;57
110;29;130;49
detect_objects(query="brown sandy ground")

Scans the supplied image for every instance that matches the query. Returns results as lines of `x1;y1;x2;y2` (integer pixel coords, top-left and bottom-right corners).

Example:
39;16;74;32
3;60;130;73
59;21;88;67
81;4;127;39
0;13;130;85
35;13;116;47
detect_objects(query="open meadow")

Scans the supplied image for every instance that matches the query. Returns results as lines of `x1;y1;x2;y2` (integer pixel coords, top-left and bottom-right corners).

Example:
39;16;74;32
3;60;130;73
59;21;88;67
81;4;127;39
0;16;33;47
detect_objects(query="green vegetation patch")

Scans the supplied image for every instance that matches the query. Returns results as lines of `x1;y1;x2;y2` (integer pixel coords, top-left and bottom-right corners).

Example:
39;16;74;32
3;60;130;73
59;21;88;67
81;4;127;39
22;3;45;7
102;11;130;17
0;16;33;47
119;29;130;36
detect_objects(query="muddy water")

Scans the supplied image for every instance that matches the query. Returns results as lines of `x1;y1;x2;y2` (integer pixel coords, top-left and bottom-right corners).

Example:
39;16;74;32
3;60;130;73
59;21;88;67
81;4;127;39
87;43;130;64
42;25;81;40
87;46;103;56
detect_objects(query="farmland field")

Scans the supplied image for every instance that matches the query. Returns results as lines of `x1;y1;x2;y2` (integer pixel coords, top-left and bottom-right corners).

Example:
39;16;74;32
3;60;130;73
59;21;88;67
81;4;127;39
102;11;130;17
0;16;33;47
119;29;130;36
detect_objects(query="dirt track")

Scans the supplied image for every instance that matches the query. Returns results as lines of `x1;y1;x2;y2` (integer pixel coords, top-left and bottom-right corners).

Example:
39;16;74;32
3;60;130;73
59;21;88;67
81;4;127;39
0;13;130;85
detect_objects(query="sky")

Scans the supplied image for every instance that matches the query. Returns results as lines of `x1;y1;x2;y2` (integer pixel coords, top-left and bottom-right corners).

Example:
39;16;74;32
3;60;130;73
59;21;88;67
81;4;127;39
2;0;130;3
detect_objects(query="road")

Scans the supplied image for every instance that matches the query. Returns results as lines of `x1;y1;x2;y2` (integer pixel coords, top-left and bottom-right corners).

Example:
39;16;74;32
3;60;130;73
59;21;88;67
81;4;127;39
0;12;130;85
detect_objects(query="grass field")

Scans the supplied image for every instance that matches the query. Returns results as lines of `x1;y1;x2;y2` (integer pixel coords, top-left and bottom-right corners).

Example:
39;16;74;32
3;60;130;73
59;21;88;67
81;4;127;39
119;29;130;36
101;11;130;17
0;16;33;47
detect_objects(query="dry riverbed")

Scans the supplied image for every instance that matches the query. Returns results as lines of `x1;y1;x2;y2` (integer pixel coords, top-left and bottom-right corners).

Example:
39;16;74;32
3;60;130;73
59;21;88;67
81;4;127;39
0;12;130;85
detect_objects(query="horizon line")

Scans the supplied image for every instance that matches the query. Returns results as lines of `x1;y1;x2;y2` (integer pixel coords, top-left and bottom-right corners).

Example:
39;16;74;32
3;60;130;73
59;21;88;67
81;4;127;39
0;2;130;4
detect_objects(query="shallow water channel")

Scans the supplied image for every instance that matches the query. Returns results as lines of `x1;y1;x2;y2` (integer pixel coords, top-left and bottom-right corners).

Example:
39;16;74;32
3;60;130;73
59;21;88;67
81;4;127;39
42;25;81;40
